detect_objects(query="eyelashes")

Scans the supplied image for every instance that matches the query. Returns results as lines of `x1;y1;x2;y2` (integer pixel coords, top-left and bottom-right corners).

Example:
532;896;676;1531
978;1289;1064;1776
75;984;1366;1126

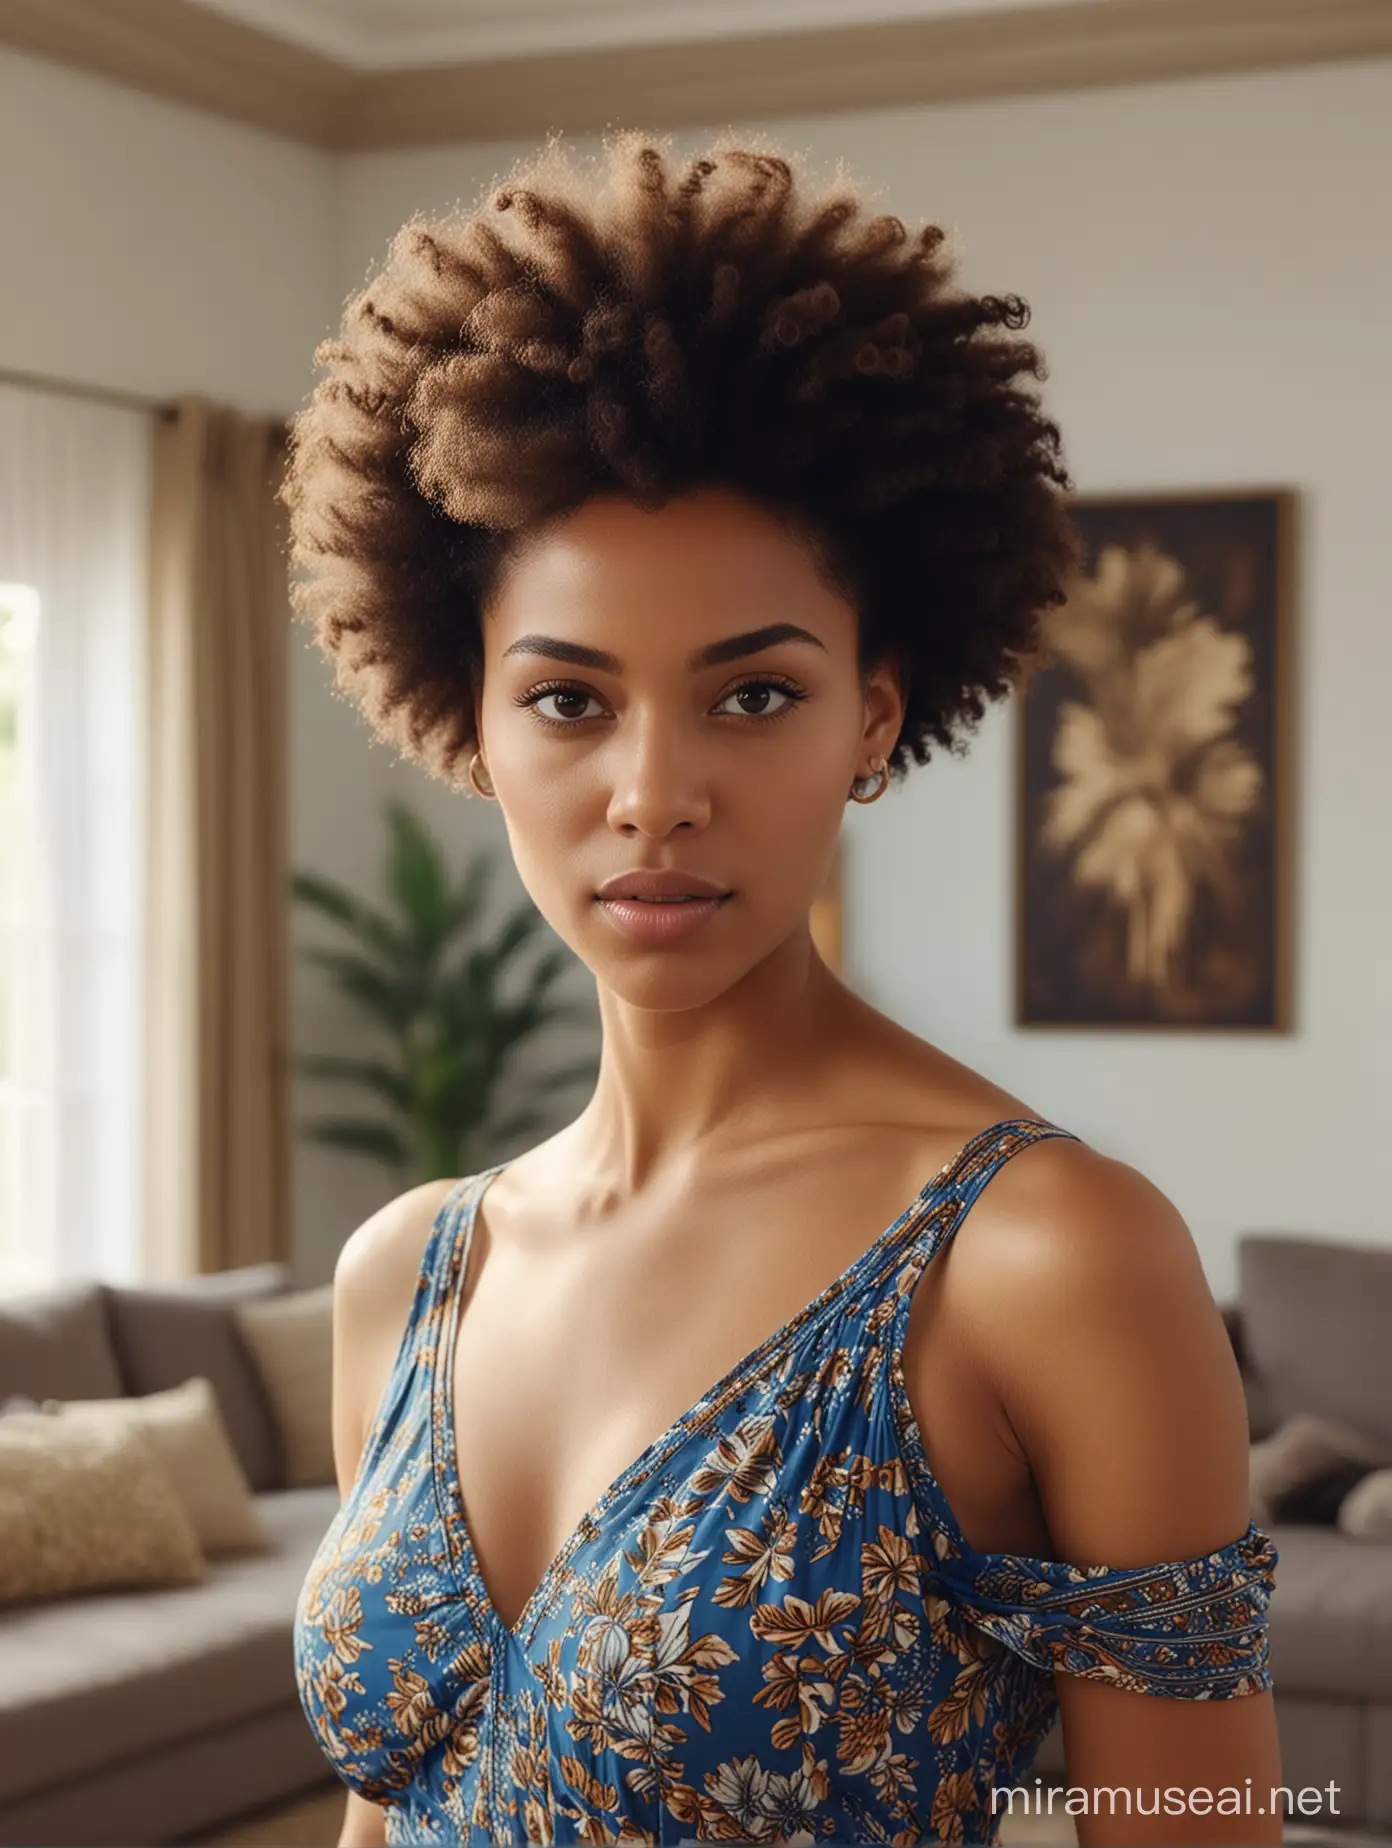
510;675;811;731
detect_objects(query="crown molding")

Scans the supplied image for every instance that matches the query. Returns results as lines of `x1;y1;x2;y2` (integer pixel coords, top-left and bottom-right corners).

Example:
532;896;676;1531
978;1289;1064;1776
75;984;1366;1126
0;0;1388;152
0;0;349;144
347;0;1392;150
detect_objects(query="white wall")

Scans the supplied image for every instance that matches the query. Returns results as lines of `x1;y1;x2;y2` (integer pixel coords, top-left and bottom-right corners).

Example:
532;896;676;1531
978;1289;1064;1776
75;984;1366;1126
0;47;336;415
4;37;1388;1297
340;59;1392;1299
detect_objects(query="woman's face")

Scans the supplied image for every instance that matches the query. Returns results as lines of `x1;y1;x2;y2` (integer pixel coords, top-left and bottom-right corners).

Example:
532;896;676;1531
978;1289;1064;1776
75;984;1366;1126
474;483;904;1006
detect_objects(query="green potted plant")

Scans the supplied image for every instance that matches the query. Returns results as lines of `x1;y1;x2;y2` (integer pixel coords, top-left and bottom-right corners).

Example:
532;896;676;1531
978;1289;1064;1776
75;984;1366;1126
292;800;598;1181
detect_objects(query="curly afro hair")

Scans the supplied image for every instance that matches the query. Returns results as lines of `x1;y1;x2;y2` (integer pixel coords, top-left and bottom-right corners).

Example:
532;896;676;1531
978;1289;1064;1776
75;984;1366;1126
279;128;1081;790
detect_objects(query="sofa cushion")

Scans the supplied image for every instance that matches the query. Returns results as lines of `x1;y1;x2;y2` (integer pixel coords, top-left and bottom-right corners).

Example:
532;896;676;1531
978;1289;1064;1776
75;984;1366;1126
0;1412;206;1608
47;1377;271;1557
1238;1234;1392;1453
0;1483;339;1808
102;1263;291;1491
1249;1412;1391;1526
1340;1468;1392;1541
1263;1523;1392;1700
234;1286;335;1489
0;1281;123;1403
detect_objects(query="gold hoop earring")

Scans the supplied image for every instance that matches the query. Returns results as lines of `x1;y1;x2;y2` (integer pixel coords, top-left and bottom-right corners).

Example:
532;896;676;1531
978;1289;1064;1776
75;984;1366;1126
849;757;890;804
467;750;496;800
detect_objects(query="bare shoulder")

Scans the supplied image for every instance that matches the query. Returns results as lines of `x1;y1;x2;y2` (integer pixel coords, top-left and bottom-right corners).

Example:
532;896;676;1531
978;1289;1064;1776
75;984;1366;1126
333;1176;461;1312
949;1131;1252;1563
328;1176;463;1492
963;1133;1210;1311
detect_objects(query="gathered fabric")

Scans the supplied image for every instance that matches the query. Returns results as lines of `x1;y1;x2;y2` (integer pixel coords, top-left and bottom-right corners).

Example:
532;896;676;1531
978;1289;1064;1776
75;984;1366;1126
294;1117;1277;1845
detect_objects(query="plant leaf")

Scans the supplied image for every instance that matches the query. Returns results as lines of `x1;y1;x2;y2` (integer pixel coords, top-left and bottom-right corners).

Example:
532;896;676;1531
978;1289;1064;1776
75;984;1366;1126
299;1117;411;1166
520;944;573;999
488;1106;550;1144
295;1054;414;1111
488;901;546;969
497;997;594;1038
413;1042;492;1113
529;1059;601;1095
293;800;594;1185
290;871;411;966
298;948;417;1035
385;802;454;958
440;845;496;942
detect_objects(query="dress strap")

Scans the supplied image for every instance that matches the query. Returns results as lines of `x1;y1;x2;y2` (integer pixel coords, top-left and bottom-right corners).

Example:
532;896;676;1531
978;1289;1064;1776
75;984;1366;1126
885;1116;1079;1339
416;1168;495;1332
352;1170;482;1482
867;1117;1078;1552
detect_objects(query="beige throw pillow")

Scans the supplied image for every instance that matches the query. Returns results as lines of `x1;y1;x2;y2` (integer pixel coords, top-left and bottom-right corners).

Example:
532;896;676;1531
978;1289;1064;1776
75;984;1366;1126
0;1412;206;1607
234;1286;335;1488
1339;1468;1392;1540
46;1376;269;1557
1249;1411;1392;1525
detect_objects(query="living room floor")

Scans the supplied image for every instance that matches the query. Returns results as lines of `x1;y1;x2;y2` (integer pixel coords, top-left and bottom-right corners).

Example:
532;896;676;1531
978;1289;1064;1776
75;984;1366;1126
187;1778;1392;1847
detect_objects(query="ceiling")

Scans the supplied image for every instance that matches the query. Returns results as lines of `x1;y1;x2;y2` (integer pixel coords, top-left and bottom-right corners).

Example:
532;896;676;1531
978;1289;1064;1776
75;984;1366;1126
182;0;1065;71
0;0;1388;150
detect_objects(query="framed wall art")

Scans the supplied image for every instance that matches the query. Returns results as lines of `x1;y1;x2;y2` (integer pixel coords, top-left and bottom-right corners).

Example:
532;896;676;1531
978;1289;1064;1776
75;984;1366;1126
1016;489;1295;1030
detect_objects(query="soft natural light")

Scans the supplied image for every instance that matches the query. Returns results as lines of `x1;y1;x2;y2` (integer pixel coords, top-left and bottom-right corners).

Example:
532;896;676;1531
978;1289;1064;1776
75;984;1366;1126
0;582;50;1294
0;385;153;1294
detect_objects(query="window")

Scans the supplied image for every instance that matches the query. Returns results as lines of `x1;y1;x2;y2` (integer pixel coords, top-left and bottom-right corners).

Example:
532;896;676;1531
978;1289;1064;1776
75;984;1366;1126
0;386;150;1292
0;585;47;1292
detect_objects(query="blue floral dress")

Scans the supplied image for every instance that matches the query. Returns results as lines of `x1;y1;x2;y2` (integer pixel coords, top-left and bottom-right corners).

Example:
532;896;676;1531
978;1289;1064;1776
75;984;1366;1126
293;1117;1277;1845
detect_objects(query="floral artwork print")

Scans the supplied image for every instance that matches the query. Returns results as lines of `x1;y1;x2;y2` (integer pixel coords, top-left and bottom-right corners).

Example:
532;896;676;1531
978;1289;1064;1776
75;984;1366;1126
294;1121;1278;1844
1018;492;1293;1028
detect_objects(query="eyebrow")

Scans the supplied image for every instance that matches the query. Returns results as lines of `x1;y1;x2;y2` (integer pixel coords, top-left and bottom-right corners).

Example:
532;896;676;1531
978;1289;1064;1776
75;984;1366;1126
499;621;829;674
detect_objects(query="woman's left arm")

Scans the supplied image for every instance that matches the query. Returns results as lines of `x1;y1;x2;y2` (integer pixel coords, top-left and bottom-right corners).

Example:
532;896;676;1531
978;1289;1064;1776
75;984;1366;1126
970;1141;1285;1845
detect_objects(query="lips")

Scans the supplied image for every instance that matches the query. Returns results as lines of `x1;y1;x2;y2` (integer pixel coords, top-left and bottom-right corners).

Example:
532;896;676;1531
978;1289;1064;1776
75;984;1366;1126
596;871;732;901
594;887;733;943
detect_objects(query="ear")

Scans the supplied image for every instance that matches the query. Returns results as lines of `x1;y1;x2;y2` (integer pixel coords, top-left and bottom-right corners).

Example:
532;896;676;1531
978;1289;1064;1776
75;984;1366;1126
861;647;909;763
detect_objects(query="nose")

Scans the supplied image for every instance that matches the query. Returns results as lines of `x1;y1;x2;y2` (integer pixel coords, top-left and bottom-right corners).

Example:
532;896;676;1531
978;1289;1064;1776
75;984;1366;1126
604;715;712;837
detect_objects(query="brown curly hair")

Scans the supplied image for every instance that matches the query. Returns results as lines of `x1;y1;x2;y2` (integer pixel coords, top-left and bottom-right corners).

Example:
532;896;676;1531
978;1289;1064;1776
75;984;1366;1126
279;128;1080;789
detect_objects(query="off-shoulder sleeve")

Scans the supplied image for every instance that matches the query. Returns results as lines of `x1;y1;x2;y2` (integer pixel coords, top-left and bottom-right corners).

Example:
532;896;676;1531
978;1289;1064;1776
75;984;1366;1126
930;1518;1277;1699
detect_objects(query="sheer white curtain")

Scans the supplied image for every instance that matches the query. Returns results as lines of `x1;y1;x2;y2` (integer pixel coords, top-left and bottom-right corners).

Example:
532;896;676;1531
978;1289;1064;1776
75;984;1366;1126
0;383;151;1290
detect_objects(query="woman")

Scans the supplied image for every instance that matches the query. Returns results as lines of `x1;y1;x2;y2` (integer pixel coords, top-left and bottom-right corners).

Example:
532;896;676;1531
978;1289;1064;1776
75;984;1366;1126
285;131;1281;1846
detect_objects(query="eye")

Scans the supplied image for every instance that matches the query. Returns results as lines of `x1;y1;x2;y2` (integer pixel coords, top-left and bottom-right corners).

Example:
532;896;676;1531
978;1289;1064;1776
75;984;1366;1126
517;684;604;726
712;678;808;721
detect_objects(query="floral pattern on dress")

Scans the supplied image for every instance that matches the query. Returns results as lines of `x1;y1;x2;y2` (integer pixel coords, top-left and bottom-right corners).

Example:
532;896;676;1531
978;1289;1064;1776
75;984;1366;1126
294;1119;1278;1845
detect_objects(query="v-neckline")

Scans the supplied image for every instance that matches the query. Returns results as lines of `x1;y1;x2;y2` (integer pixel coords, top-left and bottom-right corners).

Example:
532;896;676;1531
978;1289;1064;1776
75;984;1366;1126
431;1117;1039;1648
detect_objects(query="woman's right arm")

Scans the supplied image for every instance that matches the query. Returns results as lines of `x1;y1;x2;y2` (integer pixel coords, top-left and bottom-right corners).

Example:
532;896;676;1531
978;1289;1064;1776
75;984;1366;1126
329;1182;456;1848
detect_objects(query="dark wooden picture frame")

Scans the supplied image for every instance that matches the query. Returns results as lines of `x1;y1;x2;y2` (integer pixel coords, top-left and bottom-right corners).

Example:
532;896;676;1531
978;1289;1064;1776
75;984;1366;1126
1016;489;1295;1030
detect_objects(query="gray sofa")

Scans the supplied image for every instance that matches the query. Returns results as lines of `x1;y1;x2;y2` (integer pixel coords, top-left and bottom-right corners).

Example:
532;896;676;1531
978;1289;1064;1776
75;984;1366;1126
2;1230;1390;1843
0;1264;337;1847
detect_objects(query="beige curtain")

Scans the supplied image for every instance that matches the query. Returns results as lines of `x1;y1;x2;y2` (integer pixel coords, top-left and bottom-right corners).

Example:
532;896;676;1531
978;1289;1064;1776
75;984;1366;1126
142;395;292;1280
